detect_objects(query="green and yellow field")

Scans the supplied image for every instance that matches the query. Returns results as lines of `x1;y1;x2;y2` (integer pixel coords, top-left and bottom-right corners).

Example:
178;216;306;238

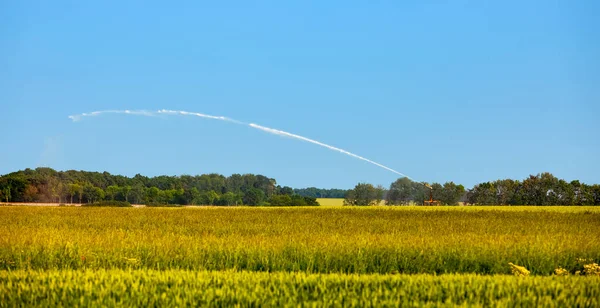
2;270;599;307
1;206;599;306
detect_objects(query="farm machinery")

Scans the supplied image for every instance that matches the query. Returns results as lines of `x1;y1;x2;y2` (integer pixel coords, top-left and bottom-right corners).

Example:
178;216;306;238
423;184;441;206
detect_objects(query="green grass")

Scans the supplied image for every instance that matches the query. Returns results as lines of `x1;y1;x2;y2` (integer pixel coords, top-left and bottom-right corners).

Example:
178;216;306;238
1;270;598;307
1;207;598;274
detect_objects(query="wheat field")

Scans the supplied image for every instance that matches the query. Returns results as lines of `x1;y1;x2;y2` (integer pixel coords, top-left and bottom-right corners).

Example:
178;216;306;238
1;206;599;306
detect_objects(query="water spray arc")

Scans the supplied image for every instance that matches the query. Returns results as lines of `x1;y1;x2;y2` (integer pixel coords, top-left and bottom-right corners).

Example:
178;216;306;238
248;123;414;180
68;109;416;181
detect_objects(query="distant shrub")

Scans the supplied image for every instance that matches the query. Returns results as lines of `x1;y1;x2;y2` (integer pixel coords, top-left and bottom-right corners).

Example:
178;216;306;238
268;195;320;206
83;201;132;207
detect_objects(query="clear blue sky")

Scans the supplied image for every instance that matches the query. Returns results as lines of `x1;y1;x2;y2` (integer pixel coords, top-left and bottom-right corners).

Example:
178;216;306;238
1;1;598;189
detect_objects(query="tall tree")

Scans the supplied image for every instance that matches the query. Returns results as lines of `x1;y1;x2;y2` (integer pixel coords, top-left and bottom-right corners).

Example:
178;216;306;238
591;184;600;205
48;177;62;203
121;185;132;203
1;186;10;203
279;186;294;196
105;185;119;201
83;184;96;203
83;184;105;203
23;184;39;202
145;187;161;204
243;188;265;206
68;183;81;204
386;177;414;205
344;183;384;206
440;182;465;205
494;179;520;205
218;192;242;206
77;184;84;204
183;187;200;205
130;184;145;204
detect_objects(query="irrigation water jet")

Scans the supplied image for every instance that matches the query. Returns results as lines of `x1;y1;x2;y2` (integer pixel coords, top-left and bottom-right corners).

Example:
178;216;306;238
68;109;416;181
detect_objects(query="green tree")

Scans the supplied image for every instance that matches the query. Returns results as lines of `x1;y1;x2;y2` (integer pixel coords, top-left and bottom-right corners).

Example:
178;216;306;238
218;192;242;206
93;187;105;203
591;184;600;205
77;184;84;204
1;186;10;203
302;196;320;206
83;184;104;203
493;179;520;205
344;183;384;206
145;187;161;204
269;194;292;206
471;182;497;205
386;177;414;205
130;184;145;204
206;190;220;205
23;184;39;202
184;187;201;205
555;180;574;205
197;190;219;205
279;186;294;196
68;183;81;204
226;174;244;194
121;185;132;203
290;195;307;206
243;188;265;206
440;182;465;205
48;177;63;203
411;182;430;205
160;189;175;204
105;185;119;201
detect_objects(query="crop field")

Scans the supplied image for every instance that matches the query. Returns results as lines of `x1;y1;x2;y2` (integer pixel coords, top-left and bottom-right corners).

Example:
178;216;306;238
317;198;346;206
1;206;599;306
2;270;599;307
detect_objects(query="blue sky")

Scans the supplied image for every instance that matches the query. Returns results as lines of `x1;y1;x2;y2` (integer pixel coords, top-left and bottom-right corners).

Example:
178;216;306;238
1;1;598;189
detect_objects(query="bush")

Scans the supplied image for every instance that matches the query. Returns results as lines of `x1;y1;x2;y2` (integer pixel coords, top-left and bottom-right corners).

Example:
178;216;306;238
83;201;132;207
268;195;320;206
269;195;292;206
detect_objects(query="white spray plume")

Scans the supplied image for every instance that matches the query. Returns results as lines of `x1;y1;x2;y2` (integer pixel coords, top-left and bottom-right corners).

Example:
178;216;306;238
68;110;156;121
68;109;241;123
249;123;414;180
156;109;242;123
68;109;414;180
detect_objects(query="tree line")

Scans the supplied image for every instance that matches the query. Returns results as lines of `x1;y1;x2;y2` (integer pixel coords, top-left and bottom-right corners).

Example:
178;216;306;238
344;172;600;206
293;187;349;198
0;168;318;206
465;172;600;205
1;168;598;206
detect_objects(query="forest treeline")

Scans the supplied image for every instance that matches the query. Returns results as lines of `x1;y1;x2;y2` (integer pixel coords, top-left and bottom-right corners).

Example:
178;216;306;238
0;168;317;206
344;172;600;206
0;168;598;206
293;187;348;198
